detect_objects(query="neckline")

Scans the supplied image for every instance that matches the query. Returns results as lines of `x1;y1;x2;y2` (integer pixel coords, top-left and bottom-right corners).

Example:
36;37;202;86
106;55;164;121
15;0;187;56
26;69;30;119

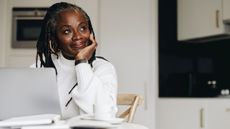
58;52;75;67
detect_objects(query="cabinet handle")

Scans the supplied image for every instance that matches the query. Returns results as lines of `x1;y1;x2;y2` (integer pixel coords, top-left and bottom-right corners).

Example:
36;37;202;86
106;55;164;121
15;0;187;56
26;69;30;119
200;108;204;128
216;10;219;28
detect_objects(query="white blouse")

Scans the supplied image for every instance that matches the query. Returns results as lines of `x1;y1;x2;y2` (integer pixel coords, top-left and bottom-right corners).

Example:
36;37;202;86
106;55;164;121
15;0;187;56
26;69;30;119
51;53;118;119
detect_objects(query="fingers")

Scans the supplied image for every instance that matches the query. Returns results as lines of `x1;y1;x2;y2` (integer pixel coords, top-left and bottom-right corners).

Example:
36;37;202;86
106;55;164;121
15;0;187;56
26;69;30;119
74;34;97;60
90;33;95;42
89;33;97;47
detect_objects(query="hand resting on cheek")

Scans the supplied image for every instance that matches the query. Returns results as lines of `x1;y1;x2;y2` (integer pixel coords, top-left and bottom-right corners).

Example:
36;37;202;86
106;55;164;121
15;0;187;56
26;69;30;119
75;34;97;60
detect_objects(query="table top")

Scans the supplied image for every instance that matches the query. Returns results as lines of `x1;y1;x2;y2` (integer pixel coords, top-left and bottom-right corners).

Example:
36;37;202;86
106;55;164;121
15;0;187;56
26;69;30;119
117;123;149;129
0;116;149;129
0;122;149;129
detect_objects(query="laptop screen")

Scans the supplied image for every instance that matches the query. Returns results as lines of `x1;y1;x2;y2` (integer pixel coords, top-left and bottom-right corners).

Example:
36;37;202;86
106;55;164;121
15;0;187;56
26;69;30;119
0;68;61;120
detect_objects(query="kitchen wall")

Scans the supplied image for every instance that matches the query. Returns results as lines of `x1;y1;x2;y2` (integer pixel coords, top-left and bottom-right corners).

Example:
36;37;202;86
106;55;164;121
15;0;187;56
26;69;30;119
0;0;158;129
0;0;7;67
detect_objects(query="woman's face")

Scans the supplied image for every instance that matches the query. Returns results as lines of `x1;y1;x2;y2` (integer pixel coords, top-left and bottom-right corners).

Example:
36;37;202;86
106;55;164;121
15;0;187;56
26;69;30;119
55;9;90;59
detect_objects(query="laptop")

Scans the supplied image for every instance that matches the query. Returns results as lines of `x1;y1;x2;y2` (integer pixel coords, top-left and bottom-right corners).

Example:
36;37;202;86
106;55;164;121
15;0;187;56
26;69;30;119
0;68;61;121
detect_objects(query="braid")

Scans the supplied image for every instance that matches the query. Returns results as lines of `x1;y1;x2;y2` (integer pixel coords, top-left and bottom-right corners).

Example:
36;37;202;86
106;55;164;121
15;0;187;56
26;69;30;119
36;2;96;68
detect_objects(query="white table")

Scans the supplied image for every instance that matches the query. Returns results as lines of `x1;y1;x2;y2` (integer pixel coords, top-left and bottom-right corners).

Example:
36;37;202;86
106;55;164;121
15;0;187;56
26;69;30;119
0;122;149;129
117;123;149;129
0;119;149;129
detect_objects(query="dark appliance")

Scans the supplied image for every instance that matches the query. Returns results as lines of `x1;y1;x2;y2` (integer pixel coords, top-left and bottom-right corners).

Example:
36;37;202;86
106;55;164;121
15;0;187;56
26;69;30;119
12;7;47;48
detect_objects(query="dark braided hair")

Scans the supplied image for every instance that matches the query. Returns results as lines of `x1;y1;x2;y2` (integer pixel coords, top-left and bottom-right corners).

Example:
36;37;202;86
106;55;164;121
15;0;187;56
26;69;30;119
36;2;96;68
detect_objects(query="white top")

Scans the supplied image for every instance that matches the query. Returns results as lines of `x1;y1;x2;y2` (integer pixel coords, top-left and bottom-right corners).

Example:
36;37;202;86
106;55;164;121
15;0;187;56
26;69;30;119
51;53;118;119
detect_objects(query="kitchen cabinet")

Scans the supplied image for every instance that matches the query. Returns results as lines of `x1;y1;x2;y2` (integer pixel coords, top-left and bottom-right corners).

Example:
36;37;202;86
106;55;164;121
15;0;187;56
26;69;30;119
157;99;204;129
223;0;230;21
157;99;230;129
205;100;230;129
177;0;225;41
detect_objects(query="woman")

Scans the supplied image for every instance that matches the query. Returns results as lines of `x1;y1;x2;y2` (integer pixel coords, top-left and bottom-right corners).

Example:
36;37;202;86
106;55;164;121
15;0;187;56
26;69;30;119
35;2;118;120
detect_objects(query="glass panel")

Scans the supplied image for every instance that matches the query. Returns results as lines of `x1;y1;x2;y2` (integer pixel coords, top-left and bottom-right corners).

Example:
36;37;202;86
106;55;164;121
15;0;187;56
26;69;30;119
16;20;42;41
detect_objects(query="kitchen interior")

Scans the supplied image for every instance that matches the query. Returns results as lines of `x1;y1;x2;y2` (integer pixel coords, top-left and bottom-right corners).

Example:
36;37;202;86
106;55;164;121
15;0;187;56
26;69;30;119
157;0;230;129
4;0;230;128
0;0;156;129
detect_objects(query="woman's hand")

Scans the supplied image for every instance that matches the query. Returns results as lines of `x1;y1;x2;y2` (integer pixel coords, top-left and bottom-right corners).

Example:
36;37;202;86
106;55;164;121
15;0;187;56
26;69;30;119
74;34;97;60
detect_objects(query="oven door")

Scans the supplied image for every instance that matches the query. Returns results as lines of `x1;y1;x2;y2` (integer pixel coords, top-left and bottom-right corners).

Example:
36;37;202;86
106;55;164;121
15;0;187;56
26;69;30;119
12;16;43;48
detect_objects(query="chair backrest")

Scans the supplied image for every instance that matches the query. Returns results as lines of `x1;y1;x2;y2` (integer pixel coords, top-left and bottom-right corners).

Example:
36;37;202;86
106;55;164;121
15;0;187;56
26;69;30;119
117;93;143;123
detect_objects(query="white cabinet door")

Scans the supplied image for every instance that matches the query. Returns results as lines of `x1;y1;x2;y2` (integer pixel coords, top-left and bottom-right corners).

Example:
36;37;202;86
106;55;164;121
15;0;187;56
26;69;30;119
223;0;230;21
157;99;206;129
177;0;224;40
158;99;230;129
205;99;230;129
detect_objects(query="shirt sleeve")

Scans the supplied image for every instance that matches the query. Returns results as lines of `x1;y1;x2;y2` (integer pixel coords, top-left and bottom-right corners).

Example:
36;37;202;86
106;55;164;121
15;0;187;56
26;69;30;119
71;60;118;117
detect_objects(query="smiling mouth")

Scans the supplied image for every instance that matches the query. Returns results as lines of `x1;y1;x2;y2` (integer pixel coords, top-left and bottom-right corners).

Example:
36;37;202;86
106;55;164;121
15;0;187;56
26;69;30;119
71;42;86;49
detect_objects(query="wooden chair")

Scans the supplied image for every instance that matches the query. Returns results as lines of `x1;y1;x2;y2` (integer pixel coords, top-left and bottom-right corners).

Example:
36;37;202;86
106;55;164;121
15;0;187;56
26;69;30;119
117;93;144;123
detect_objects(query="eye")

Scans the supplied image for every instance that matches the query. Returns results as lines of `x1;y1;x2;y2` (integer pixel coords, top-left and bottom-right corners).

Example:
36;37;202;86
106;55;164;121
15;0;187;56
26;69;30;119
80;27;85;32
79;25;89;33
63;29;71;34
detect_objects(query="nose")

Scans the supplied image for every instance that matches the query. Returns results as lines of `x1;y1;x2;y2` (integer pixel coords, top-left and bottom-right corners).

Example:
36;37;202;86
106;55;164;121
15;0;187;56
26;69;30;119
72;30;82;41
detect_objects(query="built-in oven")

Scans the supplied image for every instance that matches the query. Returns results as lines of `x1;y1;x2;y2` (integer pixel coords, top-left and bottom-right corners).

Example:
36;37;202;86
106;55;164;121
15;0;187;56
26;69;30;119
12;8;47;48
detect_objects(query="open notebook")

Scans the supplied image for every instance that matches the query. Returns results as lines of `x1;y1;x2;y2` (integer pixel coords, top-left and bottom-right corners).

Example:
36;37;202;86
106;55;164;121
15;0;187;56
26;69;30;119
0;68;61;127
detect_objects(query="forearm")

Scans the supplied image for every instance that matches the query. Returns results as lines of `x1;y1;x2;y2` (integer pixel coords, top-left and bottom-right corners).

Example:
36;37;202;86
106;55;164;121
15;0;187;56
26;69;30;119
71;62;118;115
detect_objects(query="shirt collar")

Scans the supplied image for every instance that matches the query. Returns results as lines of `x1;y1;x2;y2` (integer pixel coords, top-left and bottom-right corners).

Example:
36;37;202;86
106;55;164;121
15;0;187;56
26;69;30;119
59;52;75;66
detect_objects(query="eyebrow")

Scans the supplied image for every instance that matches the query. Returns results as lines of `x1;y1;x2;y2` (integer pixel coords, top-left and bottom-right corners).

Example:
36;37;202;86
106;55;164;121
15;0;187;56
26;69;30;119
58;22;88;29
58;25;71;29
79;22;88;26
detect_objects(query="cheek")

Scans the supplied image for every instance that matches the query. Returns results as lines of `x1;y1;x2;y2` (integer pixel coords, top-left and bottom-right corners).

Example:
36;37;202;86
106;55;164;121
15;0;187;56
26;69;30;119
83;32;91;41
56;34;71;47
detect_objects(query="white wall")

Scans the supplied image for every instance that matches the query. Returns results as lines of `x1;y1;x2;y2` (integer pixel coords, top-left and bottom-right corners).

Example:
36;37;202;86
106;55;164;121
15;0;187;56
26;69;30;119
99;0;157;128
0;0;157;129
0;0;7;67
